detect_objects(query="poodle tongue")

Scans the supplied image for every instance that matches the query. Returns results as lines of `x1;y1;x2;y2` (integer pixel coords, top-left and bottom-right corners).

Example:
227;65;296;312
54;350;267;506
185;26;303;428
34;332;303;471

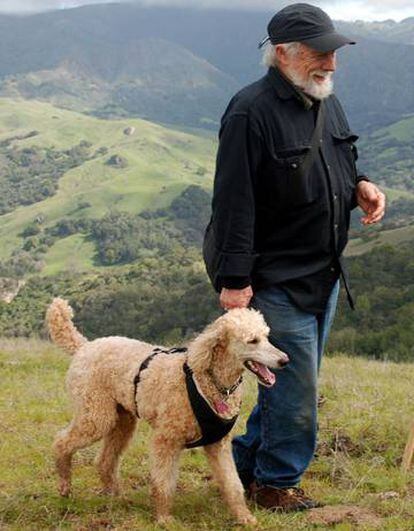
250;361;276;387
214;399;230;415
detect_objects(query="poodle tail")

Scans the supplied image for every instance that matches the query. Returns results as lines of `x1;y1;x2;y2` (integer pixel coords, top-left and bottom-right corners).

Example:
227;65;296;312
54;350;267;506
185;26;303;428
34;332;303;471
46;297;87;355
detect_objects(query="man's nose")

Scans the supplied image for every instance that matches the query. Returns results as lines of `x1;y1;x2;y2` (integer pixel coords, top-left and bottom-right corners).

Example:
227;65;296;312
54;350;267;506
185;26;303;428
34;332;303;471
323;51;336;71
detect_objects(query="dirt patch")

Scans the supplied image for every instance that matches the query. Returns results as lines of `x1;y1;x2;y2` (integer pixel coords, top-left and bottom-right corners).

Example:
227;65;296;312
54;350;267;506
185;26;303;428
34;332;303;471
317;429;363;457
307;505;382;527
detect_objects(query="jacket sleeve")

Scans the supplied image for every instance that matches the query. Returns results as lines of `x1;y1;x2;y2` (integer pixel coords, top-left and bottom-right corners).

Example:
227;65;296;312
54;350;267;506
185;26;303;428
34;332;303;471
211;111;263;289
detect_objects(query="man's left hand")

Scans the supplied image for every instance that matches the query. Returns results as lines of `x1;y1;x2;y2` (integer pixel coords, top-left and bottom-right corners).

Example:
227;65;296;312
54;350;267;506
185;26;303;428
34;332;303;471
355;181;386;225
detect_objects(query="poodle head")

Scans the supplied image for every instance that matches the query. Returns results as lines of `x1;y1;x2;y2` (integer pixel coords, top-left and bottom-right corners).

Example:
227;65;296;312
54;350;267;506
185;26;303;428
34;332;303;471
191;308;289;387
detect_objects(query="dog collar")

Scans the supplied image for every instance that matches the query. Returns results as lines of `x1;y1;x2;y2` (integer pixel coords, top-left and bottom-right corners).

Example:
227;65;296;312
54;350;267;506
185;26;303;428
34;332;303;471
206;367;243;397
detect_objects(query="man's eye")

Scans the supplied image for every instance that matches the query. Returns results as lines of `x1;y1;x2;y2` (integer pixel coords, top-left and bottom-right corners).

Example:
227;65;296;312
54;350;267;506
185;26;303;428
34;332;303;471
248;338;259;344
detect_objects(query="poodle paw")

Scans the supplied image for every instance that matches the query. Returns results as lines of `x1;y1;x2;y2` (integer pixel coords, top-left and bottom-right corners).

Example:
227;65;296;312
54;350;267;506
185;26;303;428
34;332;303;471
236;512;257;526
156;514;174;526
58;481;71;497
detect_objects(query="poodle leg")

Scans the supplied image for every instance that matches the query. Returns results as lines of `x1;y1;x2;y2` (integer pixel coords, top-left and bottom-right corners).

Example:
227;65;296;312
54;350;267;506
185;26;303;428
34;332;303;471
53;403;117;496
96;406;137;495
204;438;256;525
149;434;182;524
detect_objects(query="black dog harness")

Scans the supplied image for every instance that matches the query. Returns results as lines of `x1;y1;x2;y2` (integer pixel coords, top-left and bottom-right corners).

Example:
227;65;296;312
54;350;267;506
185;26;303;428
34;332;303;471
134;347;239;448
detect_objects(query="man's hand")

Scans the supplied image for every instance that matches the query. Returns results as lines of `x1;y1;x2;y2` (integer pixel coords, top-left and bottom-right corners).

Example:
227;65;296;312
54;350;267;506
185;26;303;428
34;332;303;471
355;181;386;225
220;286;253;310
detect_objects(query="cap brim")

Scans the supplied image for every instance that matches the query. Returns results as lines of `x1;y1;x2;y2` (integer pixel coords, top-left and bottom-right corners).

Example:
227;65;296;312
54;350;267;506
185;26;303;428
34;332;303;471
258;35;271;49
301;32;356;52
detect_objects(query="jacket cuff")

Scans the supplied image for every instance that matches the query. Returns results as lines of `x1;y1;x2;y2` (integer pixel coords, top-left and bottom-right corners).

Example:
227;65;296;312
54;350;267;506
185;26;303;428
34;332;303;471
218;276;251;290
217;252;257;277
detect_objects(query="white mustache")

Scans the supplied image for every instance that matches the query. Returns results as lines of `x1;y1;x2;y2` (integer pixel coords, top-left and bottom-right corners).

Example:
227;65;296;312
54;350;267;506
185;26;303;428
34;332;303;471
311;70;333;81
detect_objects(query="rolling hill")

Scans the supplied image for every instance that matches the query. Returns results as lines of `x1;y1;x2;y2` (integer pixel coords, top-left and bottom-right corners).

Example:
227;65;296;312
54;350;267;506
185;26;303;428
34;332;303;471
358;115;414;191
0;4;413;131
1;96;414;280
0;98;215;271
337;17;414;46
0;37;239;129
0;98;413;363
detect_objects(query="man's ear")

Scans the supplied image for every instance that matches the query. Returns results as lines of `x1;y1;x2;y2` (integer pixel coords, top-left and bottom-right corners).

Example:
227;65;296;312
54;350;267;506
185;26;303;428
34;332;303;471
275;44;288;66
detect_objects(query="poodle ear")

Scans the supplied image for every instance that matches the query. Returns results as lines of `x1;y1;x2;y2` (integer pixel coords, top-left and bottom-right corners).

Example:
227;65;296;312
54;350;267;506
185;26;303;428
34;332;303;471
189;318;228;371
204;320;228;349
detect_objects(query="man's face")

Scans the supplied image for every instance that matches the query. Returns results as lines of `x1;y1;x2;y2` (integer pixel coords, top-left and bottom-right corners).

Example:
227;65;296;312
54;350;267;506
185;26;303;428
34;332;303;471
278;43;336;99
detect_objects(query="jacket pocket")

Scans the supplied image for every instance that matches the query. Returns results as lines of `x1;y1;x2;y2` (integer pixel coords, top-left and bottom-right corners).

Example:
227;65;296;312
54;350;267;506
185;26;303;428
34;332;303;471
331;131;359;183
265;147;313;208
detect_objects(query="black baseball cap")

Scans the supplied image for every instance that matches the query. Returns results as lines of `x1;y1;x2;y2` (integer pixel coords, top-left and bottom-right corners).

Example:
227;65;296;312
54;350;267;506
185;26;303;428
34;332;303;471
258;3;355;52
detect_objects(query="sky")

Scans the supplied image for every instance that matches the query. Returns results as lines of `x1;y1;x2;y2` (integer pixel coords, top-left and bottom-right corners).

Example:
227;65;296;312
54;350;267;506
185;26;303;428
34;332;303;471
0;0;412;22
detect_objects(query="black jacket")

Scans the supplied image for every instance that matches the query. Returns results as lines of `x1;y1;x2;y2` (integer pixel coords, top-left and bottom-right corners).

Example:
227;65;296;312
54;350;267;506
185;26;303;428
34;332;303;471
204;67;364;300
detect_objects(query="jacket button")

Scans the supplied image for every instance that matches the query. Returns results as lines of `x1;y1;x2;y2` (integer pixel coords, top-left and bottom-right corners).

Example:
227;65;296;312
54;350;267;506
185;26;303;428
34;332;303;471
291;163;298;169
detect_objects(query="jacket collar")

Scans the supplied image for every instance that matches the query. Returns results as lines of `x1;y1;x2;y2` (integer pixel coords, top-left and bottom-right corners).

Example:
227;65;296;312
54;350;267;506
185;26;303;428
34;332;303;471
266;67;314;110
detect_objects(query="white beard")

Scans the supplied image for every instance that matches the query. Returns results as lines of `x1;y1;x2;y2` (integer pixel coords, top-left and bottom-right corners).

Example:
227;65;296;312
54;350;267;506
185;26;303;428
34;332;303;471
285;67;334;100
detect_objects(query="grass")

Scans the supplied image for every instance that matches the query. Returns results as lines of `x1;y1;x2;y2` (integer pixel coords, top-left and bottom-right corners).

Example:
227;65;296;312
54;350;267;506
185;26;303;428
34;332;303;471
41;234;97;276
0;338;413;529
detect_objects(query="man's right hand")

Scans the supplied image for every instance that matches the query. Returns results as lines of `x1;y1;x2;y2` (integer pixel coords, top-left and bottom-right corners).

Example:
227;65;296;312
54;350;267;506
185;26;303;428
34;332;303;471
220;286;253;310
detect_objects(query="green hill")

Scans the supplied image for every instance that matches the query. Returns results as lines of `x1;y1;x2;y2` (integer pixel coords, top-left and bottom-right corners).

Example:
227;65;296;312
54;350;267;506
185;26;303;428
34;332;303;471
0;99;414;276
0;98;215;269
347;224;414;257
358;115;414;191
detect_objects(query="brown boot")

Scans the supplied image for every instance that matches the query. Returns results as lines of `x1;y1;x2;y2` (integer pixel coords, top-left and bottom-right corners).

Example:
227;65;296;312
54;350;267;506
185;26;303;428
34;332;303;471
250;482;322;512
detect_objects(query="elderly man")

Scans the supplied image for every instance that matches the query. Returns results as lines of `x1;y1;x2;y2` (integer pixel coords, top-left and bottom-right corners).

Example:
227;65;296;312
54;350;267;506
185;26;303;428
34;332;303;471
203;3;385;512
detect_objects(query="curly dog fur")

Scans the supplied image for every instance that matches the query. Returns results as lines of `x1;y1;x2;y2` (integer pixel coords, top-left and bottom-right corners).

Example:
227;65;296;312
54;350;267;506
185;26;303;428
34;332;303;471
47;298;288;525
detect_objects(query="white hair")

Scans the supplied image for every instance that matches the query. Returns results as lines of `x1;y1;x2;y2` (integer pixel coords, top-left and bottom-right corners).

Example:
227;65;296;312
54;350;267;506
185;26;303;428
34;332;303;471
261;40;334;100
261;41;301;68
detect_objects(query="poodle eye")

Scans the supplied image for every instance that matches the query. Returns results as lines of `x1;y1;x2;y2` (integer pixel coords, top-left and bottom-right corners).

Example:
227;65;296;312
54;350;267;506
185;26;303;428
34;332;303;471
248;338;259;344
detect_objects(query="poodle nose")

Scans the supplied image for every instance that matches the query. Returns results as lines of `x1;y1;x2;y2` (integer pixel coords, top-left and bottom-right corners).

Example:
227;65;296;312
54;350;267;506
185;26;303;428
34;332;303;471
278;354;289;367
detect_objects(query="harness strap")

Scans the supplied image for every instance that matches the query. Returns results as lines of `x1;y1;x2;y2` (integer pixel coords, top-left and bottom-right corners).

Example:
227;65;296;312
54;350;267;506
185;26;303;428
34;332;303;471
183;362;238;448
134;347;187;416
133;348;239;447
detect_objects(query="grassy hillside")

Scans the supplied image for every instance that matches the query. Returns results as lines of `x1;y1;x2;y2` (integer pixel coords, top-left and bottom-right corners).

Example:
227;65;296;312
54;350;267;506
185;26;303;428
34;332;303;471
1;98;414;280
346;224;414;256
0;338;413;529
0;98;215;263
358;115;414;191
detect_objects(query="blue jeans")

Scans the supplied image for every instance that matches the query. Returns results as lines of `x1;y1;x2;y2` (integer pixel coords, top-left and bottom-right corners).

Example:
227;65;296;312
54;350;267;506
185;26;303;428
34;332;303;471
232;281;339;488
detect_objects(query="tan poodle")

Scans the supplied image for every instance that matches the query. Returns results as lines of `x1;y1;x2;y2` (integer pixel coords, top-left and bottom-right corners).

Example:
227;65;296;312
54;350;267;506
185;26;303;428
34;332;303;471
46;298;289;525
